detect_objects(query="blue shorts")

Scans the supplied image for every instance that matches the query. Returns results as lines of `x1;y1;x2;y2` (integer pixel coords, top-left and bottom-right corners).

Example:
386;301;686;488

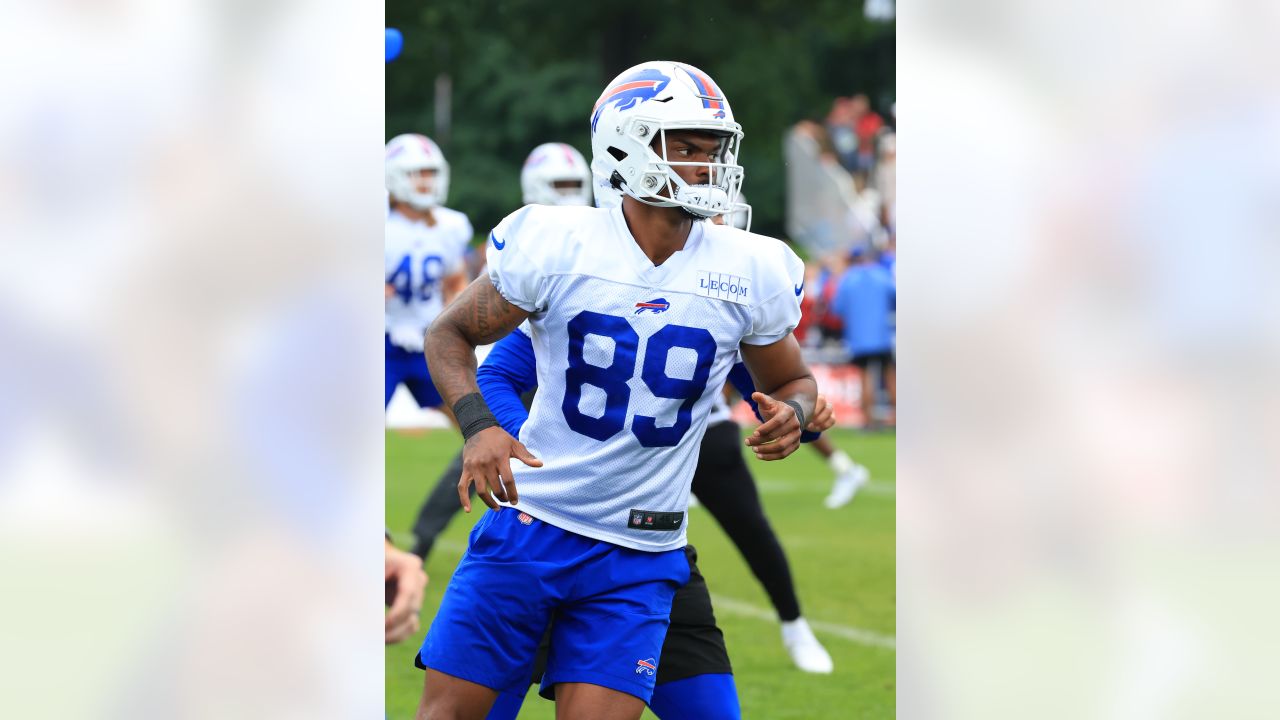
417;509;690;702
385;334;443;408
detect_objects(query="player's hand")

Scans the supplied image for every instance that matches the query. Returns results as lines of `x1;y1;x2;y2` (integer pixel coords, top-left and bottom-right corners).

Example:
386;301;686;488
807;394;836;433
459;426;543;512
744;391;803;461
385;283;395;300
385;541;427;644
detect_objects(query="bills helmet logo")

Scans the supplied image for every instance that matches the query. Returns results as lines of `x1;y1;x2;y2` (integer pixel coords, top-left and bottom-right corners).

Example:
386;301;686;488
679;65;727;115
592;69;671;132
635;658;657;676
634;298;671;314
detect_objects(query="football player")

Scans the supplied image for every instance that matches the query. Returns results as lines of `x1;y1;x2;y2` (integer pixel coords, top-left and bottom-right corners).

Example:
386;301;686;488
416;61;816;720
384;134;472;412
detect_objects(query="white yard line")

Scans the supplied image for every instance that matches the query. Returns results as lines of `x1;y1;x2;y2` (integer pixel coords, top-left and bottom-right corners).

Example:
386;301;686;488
709;593;897;651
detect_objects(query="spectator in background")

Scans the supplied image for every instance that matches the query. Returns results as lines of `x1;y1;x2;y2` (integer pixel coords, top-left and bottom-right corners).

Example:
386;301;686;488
831;246;896;428
850;94;884;174
814;252;849;351
851;170;885;247
874;131;896;231
795;118;841;166
825;98;860;173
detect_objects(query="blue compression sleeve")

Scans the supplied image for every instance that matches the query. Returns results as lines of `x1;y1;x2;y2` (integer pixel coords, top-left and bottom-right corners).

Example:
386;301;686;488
476;329;537;437
648;673;741;720
726;362;820;443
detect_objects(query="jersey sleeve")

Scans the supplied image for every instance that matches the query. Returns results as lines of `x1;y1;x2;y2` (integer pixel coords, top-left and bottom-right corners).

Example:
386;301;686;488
485;206;547;312
743;241;806;345
476;327;537;437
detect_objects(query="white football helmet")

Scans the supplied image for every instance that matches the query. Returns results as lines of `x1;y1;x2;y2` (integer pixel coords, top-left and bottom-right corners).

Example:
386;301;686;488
593;170;622;209
385;133;450;209
722;191;752;232
590;60;744;218
521;143;593;207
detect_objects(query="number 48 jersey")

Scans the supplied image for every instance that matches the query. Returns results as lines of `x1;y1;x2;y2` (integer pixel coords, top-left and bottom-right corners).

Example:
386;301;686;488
487;204;804;551
385;207;471;351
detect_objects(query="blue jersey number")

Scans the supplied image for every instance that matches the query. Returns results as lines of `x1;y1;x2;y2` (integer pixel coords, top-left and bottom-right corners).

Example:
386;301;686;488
388;254;445;303
563;311;716;447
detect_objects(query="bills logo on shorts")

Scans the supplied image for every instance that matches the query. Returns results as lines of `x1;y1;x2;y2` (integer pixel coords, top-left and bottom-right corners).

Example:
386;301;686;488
635;658;657;676
518;512;533;525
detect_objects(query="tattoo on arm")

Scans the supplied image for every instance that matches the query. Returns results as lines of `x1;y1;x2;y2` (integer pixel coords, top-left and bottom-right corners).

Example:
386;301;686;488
425;276;530;408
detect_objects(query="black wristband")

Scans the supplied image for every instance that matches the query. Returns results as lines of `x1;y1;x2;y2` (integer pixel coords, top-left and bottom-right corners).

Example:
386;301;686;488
453;392;499;441
783;400;807;430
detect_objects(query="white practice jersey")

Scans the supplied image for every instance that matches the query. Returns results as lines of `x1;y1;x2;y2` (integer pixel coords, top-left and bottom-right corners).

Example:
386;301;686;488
385;207;471;351
487;204;804;551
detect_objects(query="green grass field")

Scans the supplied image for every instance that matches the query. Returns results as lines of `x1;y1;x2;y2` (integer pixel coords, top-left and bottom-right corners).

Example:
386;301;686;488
386;427;895;719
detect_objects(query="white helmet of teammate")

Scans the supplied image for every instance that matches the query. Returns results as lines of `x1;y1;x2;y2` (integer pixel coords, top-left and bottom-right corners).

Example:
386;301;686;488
590;60;744;218
522;143;593;207
385;133;450;209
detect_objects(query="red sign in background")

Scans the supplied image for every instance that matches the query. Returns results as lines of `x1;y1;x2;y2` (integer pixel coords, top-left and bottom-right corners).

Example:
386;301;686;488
729;363;866;428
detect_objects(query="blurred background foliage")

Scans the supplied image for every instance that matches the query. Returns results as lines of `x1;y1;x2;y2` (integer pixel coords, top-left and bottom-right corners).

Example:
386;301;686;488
387;0;894;238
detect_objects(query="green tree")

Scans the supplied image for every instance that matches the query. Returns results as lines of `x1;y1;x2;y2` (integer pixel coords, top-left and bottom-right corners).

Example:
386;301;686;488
387;0;894;239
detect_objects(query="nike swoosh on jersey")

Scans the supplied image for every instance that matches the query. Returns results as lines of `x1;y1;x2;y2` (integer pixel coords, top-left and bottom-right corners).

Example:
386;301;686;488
490;232;505;250
794;283;804;296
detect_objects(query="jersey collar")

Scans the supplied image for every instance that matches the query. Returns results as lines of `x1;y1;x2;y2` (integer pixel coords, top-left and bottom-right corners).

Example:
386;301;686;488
609;206;703;287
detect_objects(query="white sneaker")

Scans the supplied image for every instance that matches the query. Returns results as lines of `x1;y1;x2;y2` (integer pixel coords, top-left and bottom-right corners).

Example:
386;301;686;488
824;464;869;509
781;618;834;674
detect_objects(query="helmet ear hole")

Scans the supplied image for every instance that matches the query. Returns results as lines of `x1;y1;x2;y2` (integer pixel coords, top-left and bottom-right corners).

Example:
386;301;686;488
609;171;625;190
607;146;628;162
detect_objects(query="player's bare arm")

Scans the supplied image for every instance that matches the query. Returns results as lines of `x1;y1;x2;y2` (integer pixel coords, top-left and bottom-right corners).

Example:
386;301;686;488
739;335;817;461
424;275;542;512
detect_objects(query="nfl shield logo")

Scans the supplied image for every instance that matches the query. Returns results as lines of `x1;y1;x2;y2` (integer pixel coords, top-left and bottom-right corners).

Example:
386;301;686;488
518;512;533;525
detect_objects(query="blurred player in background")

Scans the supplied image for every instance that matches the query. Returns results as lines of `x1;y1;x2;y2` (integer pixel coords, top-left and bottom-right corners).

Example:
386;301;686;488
415;61;817;720
385;134;472;413
520;142;594;207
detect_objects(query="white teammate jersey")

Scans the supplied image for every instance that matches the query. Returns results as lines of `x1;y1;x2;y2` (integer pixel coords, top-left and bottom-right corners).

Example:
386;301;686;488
384;207;471;351
487;204;804;551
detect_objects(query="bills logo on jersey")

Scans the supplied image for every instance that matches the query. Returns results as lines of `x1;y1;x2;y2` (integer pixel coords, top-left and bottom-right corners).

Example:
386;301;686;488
634;298;671;314
635;658;657;676
592;68;671;132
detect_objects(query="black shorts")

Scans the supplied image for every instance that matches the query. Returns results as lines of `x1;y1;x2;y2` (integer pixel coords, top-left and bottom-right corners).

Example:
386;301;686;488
530;544;731;699
851;350;895;370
